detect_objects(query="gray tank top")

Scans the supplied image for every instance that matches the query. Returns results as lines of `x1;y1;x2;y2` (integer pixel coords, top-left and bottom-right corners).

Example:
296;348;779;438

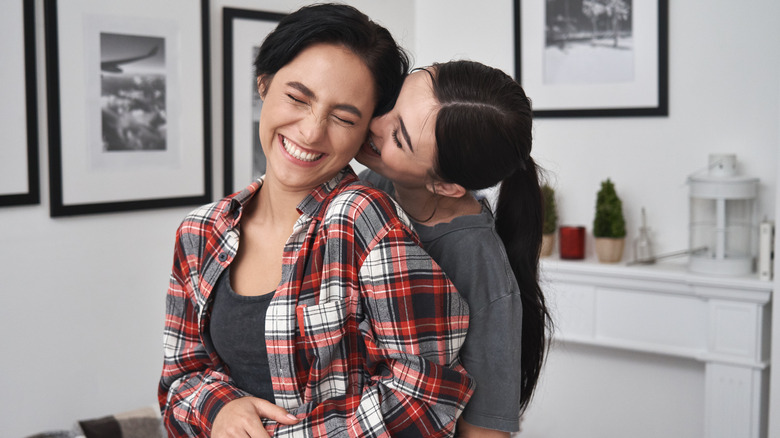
209;267;275;402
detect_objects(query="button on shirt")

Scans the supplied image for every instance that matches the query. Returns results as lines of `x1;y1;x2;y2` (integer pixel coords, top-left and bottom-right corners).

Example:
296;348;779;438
159;168;474;437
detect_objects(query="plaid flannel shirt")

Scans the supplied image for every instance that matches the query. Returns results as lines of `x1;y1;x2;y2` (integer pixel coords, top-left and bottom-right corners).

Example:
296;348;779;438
159;169;474;437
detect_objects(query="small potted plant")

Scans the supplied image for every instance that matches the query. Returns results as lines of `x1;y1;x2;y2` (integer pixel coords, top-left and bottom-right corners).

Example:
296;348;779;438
593;178;626;263
541;184;558;257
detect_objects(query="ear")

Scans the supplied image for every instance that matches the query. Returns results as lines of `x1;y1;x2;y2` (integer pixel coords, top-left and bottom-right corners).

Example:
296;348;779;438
427;180;468;199
257;76;268;99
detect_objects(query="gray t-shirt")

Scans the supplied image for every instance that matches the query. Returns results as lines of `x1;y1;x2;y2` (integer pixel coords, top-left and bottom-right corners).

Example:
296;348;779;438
361;170;523;432
209;267;276;403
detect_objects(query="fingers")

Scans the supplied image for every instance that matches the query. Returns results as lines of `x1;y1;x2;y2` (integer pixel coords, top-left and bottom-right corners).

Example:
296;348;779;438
253;398;301;425
212;397;270;438
212;397;301;438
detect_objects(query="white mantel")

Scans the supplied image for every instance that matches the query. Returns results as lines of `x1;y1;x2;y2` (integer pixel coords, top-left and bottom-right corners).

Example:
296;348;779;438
540;258;772;438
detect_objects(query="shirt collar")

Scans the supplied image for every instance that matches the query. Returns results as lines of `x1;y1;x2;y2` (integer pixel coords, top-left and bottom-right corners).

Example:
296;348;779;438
222;167;358;224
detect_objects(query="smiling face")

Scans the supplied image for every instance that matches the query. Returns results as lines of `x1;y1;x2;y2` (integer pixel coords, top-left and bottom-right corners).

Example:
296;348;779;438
355;70;440;190
258;43;376;194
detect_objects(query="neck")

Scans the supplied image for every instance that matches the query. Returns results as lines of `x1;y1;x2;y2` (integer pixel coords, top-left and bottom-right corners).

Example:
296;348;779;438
392;184;481;226
247;178;307;230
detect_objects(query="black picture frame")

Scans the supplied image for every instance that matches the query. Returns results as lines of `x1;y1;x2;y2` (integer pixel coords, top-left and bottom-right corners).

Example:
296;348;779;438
0;0;40;207
223;7;285;196
44;0;212;217
514;0;668;118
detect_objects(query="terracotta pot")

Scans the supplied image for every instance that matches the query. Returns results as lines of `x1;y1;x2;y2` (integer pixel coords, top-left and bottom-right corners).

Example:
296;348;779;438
541;234;555;257
594;237;625;263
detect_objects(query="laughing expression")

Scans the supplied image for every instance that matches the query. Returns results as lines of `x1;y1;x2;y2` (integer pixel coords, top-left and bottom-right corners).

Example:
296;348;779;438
258;43;376;194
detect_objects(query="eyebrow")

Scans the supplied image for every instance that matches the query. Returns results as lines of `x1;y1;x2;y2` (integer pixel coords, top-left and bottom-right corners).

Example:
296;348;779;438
287;81;364;119
398;116;414;152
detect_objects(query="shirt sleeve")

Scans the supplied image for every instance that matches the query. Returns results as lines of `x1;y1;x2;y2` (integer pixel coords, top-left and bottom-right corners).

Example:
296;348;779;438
459;294;524;432
272;192;474;437
158;224;249;437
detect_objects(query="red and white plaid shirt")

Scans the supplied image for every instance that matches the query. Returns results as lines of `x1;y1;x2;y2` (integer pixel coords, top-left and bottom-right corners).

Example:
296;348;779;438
159;169;473;437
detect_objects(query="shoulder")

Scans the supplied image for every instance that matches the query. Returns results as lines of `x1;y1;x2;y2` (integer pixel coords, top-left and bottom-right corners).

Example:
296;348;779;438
318;181;417;254
175;196;233;247
420;206;498;253
325;181;412;230
178;199;225;231
358;169;396;195
421;210;520;312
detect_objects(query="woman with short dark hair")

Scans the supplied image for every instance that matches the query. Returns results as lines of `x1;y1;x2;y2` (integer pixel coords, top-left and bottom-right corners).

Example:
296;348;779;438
159;5;473;437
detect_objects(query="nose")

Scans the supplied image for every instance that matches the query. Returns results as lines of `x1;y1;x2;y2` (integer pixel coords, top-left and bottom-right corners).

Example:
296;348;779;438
299;111;326;145
368;114;388;142
369;113;388;131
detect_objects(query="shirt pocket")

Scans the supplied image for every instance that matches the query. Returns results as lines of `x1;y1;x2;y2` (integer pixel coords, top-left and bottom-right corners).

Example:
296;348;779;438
296;300;348;364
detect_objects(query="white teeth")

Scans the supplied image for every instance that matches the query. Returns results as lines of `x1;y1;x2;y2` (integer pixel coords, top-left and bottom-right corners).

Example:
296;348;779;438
282;137;322;162
369;138;380;155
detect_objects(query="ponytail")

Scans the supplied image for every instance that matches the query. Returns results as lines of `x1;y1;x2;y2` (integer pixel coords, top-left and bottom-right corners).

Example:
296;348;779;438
431;60;552;413
495;158;551;413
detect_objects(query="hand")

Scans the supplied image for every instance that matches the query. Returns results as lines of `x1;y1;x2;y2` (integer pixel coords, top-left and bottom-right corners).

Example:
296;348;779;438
212;396;300;438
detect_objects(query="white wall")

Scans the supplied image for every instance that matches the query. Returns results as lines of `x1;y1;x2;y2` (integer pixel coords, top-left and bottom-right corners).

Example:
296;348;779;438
1;1;412;437
414;1;779;437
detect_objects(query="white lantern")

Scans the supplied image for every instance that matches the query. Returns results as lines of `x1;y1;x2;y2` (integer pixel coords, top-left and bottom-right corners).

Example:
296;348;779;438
688;154;758;276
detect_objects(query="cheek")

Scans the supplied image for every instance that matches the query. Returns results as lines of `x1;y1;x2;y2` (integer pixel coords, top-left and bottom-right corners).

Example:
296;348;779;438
381;148;412;174
330;129;367;157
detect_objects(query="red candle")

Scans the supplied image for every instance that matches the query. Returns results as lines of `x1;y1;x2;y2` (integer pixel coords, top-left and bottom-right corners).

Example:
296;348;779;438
560;226;586;259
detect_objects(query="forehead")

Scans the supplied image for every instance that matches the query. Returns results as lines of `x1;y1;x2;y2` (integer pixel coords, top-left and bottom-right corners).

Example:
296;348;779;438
400;69;435;101
399;70;438;129
276;43;376;104
396;70;439;156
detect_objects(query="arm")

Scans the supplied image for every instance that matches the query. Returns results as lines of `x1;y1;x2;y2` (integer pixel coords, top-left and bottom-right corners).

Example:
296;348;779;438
272;191;474;437
158;231;249;437
355;227;475;436
458;294;524;434
160;209;302;437
457;418;511;438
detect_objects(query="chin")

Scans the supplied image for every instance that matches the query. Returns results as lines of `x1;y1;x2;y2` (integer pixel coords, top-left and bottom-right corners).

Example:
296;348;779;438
354;150;375;168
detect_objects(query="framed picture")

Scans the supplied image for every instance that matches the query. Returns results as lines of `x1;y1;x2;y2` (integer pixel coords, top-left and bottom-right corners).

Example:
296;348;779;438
1;0;40;207
44;0;211;217
514;0;668;117
223;8;285;196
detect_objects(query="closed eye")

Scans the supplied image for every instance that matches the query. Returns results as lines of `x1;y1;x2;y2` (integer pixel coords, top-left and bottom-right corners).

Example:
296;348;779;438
392;129;402;149
287;93;306;104
332;114;355;126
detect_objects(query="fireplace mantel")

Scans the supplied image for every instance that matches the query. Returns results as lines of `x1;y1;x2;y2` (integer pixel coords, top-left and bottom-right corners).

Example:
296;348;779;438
541;258;772;438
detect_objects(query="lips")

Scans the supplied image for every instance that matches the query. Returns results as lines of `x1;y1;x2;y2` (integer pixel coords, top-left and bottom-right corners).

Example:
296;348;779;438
281;135;323;162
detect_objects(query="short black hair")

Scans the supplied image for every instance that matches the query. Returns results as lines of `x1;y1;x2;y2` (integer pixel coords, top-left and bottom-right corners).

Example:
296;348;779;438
254;3;410;116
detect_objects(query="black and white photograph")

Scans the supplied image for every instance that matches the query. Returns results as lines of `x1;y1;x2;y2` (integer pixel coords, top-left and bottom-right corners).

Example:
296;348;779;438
515;0;667;117
100;32;167;152
544;0;633;85
1;0;39;207
45;0;210;216
223;8;285;196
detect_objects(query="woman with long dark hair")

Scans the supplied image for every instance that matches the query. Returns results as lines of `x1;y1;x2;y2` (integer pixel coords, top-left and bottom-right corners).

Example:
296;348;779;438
358;60;552;437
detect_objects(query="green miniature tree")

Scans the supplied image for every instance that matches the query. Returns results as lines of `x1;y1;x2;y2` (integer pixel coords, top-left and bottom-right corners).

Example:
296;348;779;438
542;185;558;235
593;178;626;238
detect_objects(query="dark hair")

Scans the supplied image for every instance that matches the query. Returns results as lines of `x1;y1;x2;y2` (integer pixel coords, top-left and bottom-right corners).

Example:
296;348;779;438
253;3;410;117
430;60;552;414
